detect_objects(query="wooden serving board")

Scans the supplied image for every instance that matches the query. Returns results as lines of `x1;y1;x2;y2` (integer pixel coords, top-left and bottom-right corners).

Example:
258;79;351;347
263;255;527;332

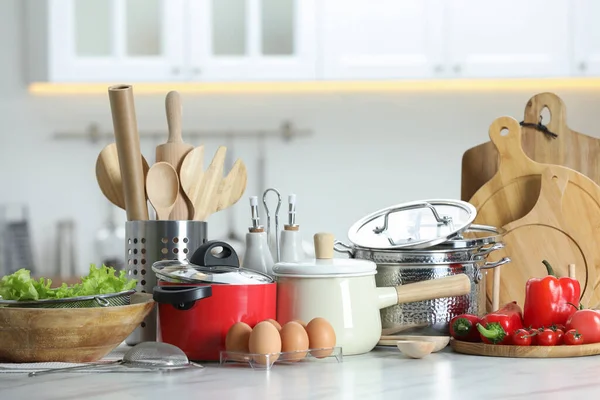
461;92;600;202
467;116;600;311
450;339;600;358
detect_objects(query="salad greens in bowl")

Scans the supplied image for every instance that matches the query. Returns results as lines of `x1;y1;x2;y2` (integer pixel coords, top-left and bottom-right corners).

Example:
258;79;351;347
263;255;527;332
0;264;137;308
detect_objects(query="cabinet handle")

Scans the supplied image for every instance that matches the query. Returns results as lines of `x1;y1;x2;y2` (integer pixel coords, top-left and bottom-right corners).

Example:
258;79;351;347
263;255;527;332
434;64;444;73
171;67;181;75
579;62;587;72
453;65;462;74
193;68;201;75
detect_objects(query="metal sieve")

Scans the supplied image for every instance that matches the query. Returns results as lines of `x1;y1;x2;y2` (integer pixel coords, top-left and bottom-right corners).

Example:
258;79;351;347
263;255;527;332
0;289;136;308
28;342;203;376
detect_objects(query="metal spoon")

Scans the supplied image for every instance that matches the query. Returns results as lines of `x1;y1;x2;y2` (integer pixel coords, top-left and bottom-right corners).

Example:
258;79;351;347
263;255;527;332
29;342;202;376
146;162;180;220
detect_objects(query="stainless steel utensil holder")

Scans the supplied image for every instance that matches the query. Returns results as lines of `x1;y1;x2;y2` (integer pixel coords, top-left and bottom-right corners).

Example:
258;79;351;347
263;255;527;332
125;221;207;345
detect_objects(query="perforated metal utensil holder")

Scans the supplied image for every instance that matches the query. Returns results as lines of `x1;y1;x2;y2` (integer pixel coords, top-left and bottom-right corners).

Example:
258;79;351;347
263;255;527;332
125;221;207;345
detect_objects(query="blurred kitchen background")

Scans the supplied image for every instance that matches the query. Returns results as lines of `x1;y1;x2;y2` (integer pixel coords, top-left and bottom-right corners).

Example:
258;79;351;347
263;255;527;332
1;0;599;279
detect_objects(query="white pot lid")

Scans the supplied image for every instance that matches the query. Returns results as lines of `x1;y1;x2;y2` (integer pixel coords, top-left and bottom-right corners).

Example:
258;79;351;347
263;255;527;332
273;258;376;277
273;232;377;278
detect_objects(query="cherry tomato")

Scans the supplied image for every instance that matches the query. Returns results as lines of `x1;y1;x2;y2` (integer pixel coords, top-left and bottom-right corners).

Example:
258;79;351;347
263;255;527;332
566;310;600;344
527;328;541;345
512;329;532;346
537;329;558;346
554;329;564;345
564;329;584;345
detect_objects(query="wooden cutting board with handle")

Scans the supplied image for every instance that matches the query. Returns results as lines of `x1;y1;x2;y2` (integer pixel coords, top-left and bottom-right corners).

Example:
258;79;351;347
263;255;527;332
486;166;600;311
468;116;600;311
461;92;600;201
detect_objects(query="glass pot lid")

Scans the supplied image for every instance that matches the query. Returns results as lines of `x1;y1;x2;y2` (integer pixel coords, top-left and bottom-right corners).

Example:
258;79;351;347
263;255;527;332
152;259;273;285
347;199;477;250
152;240;274;285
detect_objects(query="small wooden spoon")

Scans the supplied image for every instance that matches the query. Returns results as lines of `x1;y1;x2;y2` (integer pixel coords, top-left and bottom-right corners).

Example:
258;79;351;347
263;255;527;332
146;162;180;220
96;143;149;209
396;340;436;359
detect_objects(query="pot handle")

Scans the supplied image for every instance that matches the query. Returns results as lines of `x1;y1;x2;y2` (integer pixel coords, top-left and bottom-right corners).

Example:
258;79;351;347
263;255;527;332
189;240;240;268
153;286;213;311
479;257;511;270
333;240;355;257
394;274;471;305
474;243;505;257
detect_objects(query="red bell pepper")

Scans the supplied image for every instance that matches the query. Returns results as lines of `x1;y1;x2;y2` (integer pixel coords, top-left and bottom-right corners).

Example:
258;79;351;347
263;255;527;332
476;301;524;344
449;314;481;342
523;260;580;329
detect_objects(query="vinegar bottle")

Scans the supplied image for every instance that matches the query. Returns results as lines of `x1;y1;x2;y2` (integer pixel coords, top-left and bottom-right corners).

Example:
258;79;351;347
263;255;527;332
241;196;275;276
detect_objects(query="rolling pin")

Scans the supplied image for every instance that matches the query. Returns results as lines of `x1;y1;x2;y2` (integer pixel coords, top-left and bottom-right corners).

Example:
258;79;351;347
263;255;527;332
108;85;149;221
156;91;193;220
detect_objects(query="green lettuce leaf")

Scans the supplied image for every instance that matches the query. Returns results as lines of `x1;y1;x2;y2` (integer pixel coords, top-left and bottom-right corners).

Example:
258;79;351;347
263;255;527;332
0;265;137;301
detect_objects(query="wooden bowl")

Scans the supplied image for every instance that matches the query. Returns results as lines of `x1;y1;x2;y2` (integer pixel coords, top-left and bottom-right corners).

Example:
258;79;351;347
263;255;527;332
0;293;154;363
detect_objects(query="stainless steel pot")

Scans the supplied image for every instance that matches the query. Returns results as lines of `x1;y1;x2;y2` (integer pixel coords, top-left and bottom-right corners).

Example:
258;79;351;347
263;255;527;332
338;199;511;336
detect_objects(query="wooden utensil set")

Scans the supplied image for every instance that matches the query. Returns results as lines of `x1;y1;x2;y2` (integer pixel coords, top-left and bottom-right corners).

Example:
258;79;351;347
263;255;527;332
97;85;247;221
461;92;600;312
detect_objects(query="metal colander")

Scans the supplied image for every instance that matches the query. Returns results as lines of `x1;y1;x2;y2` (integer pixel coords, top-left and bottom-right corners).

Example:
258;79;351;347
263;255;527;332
0;289;135;308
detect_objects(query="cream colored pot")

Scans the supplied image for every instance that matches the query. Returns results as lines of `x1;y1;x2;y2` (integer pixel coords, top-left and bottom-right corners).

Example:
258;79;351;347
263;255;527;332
272;233;471;356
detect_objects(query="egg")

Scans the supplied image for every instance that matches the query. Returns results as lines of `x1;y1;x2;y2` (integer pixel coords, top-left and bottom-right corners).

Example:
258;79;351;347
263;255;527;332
280;321;309;361
225;322;253;361
306;317;336;358
248;321;282;365
265;318;282;331
292;319;307;328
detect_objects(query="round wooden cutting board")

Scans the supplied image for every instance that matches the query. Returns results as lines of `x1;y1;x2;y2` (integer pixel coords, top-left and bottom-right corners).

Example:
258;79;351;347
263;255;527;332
450;339;600;358
468;116;600;311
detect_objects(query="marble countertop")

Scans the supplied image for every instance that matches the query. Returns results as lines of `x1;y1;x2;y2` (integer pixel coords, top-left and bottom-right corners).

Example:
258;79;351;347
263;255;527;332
1;345;599;399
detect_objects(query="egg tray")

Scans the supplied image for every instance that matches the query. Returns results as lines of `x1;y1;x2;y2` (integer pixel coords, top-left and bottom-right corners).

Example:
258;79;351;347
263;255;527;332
219;347;343;371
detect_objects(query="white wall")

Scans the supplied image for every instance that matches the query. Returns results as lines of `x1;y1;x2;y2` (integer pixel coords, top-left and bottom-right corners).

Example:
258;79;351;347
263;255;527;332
1;0;600;276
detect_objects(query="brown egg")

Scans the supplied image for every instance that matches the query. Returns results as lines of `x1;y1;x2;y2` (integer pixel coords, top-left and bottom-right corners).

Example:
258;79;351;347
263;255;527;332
225;322;252;361
280;321;309;361
306;317;336;358
265;319;282;331
292;319;307;328
249;321;282;365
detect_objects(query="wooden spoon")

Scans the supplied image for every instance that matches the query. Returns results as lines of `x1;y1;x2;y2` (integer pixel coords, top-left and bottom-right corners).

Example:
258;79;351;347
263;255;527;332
180;145;205;219
146;162;180;220
96;143;149;209
396;340;436;359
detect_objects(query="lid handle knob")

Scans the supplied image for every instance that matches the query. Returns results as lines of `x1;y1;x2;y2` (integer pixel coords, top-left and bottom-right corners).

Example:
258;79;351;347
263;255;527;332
314;232;334;259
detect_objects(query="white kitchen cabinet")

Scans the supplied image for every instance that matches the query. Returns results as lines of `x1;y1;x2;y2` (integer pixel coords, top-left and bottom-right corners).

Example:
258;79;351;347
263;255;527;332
27;0;186;82
445;0;570;78
318;0;445;80
188;0;317;81
572;0;600;76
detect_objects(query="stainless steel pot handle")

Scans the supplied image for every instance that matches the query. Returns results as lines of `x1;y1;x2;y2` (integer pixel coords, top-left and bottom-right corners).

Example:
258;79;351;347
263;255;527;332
333;240;355;257
480;257;511;270
94;296;110;307
373;202;453;234
475;242;505;257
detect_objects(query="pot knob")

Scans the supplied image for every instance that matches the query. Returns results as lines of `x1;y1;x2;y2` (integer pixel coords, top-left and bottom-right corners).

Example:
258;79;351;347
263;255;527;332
314;232;334;259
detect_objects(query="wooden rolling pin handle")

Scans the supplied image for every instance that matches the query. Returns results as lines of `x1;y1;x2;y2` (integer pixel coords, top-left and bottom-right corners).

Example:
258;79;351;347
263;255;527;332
395;274;471;305
314;232;335;259
108;85;149;221
568;264;576;280
165;91;183;143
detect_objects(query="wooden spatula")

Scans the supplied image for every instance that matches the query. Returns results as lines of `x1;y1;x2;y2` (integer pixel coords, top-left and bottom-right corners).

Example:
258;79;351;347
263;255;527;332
96;143;149;209
213;158;248;214
155;91;193;220
191;146;227;221
180;145;205;219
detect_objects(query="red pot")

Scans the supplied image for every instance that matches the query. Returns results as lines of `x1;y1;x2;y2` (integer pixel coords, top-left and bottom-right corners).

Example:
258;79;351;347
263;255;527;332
153;240;276;361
